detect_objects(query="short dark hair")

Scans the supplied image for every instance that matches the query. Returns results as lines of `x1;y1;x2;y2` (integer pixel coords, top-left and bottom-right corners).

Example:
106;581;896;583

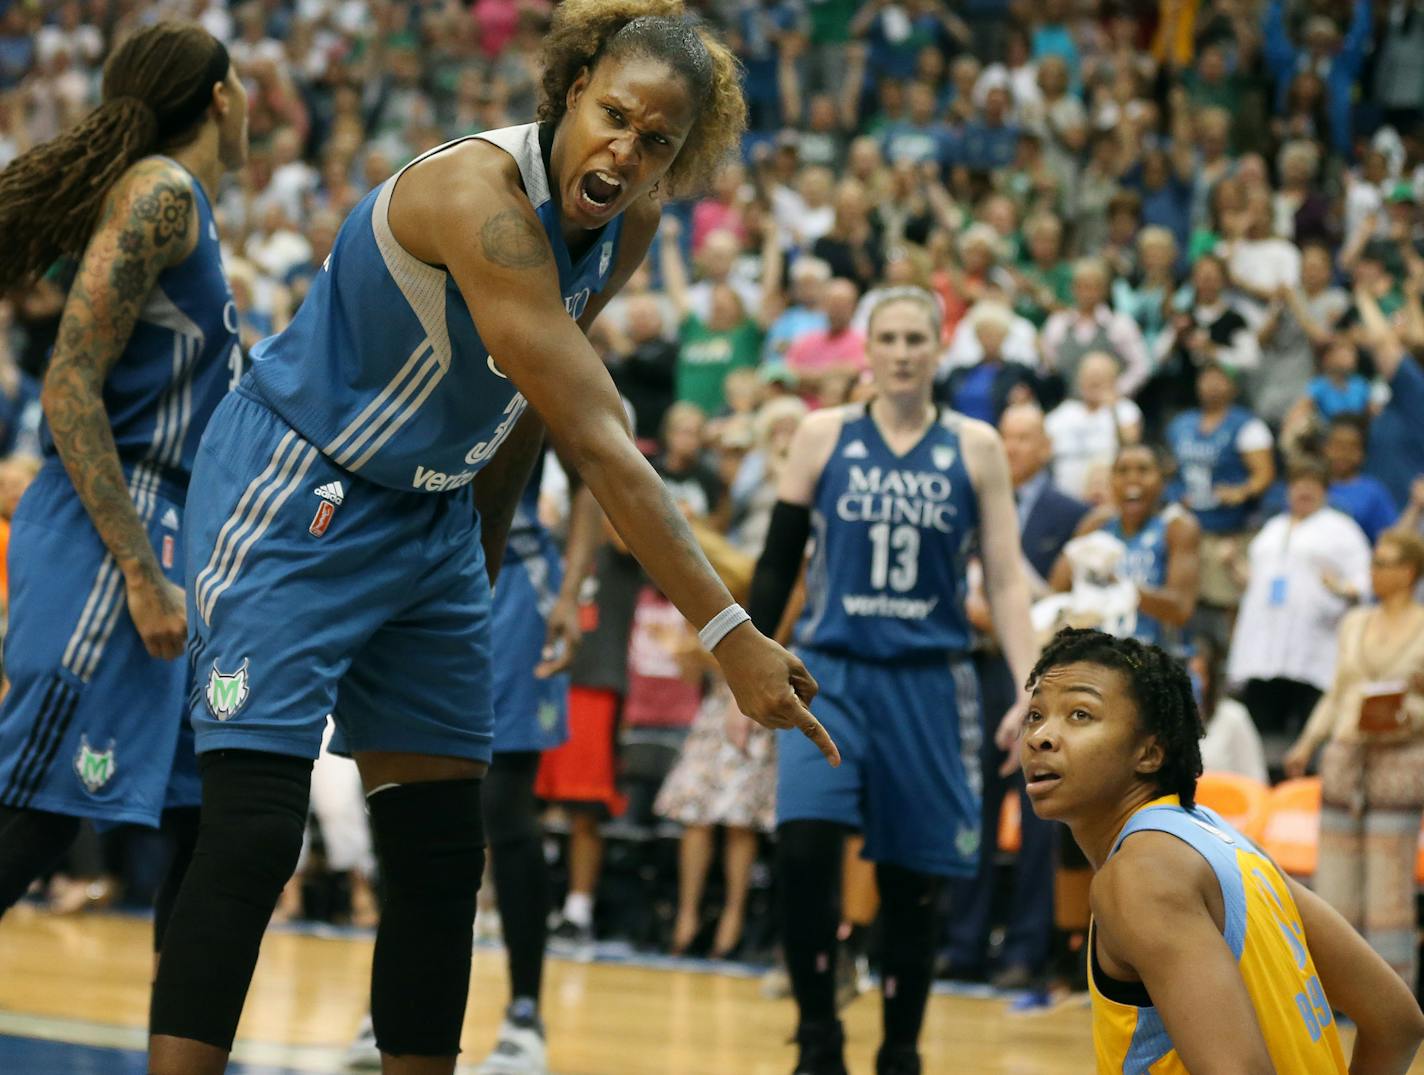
1327;411;1369;441
1027;628;1204;809
1287;455;1330;487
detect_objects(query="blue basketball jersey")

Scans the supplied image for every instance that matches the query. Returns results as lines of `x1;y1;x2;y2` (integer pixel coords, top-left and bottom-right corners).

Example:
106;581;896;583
1103;506;1186;655
1166;407;1255;533
797;405;979;660
246;123;623;494
39;157;240;489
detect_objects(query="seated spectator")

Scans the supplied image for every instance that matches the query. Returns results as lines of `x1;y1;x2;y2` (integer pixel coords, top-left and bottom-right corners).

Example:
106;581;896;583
684;228;761;324
1040;257;1151;399
1111;226;1179;358
958;82;1020;173
879;81;954;169
785;278;867;406
1274;139;1334;247
811;180;883;293
691;160;750;255
1307;340;1372;421
763;255;831;363
1165;361;1276;613
655;402;723;522
1145;254;1258;431
1011;212;1072;328
1223;186;1301;315
1325;415;1399;545
1044;352;1143;502
1192;634;1268;785
1228;458;1372;740
661;219;766;416
941;293;1040;372
1282;528;1424;987
605;293;679;451
936;304;1040;424
1252;242;1349;429
1358;285;1424;508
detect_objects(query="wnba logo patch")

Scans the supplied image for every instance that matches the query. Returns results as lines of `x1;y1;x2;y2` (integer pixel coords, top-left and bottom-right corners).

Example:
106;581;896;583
162;535;175;569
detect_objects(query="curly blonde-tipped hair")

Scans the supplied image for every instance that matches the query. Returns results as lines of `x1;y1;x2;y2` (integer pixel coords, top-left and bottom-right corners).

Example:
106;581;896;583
538;0;746;198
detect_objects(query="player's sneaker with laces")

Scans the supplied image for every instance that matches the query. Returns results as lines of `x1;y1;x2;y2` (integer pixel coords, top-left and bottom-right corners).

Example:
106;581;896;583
791;1017;848;1075
343;1013;381;1070
875;1043;922;1075
547;915;595;961
476;1001;548;1074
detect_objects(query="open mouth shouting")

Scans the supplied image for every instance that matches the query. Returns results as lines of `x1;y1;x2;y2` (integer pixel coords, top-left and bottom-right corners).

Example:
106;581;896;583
577;169;624;218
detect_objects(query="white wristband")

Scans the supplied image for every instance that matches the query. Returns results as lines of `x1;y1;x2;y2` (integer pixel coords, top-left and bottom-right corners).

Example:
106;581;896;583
699;603;750;651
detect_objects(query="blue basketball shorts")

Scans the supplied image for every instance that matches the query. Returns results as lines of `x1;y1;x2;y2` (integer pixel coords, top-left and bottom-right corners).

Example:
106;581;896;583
0;462;199;827
490;543;569;754
184;388;494;762
777;648;984;877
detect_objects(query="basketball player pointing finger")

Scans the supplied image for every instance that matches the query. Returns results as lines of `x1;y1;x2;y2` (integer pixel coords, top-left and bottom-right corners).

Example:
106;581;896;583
147;3;836;1073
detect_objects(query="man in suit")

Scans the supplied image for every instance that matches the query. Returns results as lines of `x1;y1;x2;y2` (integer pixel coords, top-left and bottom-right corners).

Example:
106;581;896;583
945;403;1089;989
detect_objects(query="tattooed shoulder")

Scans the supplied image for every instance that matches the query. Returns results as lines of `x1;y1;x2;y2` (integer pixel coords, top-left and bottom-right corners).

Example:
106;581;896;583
101;162;197;303
479;208;552;270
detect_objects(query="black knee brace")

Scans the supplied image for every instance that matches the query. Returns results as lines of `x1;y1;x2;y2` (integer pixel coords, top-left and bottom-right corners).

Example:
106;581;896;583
369;778;485;1057
150;751;311;1049
482;751;540;847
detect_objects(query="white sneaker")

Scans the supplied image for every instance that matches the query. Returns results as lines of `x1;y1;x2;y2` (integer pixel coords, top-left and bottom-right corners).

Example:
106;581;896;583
475;1019;549;1074
344;1013;381;1070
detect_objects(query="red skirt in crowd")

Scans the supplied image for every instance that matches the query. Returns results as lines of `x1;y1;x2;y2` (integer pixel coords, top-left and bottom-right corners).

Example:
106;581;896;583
536;686;627;817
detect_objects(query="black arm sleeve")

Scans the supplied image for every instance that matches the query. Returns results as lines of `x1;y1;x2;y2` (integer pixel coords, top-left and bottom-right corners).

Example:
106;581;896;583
748;500;812;636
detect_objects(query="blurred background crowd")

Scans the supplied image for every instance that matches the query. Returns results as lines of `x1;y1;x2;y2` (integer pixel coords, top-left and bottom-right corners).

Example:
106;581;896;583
2;0;1423;1001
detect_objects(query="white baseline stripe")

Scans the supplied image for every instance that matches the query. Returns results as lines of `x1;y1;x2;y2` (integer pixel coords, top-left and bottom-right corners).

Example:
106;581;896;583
200;445;318;620
194;430;297;620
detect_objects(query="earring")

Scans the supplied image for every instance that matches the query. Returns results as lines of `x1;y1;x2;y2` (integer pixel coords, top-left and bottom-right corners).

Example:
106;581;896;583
649;181;661;199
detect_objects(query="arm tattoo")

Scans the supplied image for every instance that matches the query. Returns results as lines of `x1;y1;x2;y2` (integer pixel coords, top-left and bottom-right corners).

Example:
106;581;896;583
479;208;552;270
42;165;195;585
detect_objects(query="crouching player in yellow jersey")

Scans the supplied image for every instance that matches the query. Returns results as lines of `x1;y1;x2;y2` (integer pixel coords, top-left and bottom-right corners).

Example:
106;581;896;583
1018;627;1424;1075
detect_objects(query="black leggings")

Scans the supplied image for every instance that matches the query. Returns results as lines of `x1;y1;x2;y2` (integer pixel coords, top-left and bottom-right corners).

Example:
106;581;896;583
0;805;80;914
483;751;549;1006
778;820;942;1048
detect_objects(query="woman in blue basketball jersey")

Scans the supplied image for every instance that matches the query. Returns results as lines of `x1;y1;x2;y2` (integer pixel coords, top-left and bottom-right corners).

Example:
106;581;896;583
1020;628;1424;1074
1049;444;1201;657
747;288;1039;1075
0;22;245;942
147;3;838;1073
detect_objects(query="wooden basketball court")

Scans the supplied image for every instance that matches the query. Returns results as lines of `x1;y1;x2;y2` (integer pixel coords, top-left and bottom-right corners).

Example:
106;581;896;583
0;906;1417;1073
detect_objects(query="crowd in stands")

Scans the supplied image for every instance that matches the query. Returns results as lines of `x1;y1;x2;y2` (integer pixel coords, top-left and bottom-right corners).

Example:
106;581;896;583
2;0;1423;997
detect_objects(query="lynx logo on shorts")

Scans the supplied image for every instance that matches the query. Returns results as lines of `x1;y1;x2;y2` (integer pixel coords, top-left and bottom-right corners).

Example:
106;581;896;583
954;825;981;859
207;659;250;721
74;736;116;794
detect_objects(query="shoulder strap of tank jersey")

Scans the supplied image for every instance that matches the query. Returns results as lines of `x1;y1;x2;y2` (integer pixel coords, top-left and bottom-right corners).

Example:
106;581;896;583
1111;804;1249;960
147;154;212;214
471;122;551;210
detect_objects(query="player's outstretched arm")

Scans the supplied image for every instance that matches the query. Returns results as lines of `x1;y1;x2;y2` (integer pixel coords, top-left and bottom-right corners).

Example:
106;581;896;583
1286;875;1424;1075
42;158;197;661
406;151;837;765
1093;836;1276;1075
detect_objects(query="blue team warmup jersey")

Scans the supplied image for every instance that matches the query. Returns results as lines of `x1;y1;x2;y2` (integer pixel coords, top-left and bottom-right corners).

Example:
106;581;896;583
186;124;616;764
247;123;623;495
1104;506;1186;656
1166;406;1257;534
0;159;237;825
797;404;980;660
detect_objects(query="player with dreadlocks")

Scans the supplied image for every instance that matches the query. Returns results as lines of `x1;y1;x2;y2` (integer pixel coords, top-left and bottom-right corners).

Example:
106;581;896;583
1019;628;1423;1074
0;21;246;950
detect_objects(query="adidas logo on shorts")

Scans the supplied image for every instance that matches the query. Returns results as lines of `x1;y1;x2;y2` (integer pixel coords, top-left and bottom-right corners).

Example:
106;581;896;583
314;481;345;506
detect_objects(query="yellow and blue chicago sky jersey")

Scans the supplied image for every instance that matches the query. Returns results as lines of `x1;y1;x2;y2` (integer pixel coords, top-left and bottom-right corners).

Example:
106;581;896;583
1090;795;1347;1075
246;123;622;495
